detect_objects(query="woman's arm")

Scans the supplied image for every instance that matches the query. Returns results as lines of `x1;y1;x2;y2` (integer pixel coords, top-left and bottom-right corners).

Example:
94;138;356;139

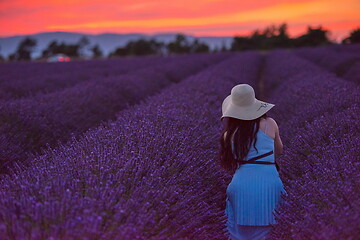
267;117;283;157
273;120;283;157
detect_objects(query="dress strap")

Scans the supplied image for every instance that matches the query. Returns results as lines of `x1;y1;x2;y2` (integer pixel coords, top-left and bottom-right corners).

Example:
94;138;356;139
238;151;275;165
245;151;274;162
264;119;268;135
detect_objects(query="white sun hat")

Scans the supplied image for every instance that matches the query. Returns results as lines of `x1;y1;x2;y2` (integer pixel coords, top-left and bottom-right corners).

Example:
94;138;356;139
221;84;275;120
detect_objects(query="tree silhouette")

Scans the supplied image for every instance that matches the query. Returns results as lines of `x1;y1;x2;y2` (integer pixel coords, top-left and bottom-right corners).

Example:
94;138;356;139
190;39;210;53
231;23;292;51
41;40;58;58
250;29;268;49
167;34;192;54
263;24;278;38
9;37;37;61
220;42;228;52
78;36;90;57
293;26;331;47
0;45;3;62
126;39;163;56
278;23;288;38
342;28;360;44
231;36;254;51
78;36;90;47
108;38;164;57
16;23;357;61
167;34;210;54
41;40;80;58
231;23;332;51
273;23;292;48
91;44;103;58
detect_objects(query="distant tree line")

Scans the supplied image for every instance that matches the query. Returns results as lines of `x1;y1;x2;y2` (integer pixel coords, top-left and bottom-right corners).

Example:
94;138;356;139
108;34;210;58
6;36;101;62
40;36;103;59
2;23;360;62
231;23;334;51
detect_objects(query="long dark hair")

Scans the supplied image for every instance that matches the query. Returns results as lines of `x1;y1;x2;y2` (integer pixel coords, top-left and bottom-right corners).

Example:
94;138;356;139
220;113;267;173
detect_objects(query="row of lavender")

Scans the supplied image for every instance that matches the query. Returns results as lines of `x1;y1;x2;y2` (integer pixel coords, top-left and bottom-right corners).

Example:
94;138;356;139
329;43;360;54
0;52;262;239
293;45;360;84
263;50;360;239
0;56;178;100
0;53;230;174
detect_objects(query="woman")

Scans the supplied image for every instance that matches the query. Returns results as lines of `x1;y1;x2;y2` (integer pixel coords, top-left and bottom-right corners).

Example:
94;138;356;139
220;84;286;240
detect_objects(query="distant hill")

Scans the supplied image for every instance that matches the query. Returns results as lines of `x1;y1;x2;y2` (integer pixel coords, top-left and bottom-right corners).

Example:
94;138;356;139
0;31;233;59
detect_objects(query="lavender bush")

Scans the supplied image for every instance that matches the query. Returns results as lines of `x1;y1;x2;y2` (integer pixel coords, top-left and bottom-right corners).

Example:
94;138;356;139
0;51;262;239
0;46;358;239
264;50;357;144
262;49;322;97
294;46;360;83
270;106;360;239
0;56;176;100
263;50;360;239
327;43;360;55
342;61;360;84
0;53;229;173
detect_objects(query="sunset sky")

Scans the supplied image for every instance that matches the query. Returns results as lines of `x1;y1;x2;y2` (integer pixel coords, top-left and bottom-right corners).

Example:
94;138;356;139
0;0;359;41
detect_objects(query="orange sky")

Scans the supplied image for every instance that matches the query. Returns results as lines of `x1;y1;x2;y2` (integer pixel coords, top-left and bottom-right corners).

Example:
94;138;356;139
0;0;359;41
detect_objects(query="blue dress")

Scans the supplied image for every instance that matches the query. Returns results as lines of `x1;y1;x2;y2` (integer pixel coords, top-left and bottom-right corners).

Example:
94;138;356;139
223;124;286;240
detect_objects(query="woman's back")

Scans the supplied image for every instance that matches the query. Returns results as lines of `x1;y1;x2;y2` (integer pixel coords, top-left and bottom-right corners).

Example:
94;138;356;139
225;117;285;226
241;117;275;163
228;117;278;165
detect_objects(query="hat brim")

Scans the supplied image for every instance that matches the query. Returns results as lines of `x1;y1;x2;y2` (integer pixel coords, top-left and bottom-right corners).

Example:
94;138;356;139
221;95;275;120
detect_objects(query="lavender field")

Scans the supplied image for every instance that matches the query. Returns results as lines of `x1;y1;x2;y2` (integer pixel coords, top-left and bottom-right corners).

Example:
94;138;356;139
0;45;359;239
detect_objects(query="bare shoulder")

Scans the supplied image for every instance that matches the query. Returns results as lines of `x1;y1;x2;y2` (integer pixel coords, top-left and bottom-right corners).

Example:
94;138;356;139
266;117;278;125
266;117;279;130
